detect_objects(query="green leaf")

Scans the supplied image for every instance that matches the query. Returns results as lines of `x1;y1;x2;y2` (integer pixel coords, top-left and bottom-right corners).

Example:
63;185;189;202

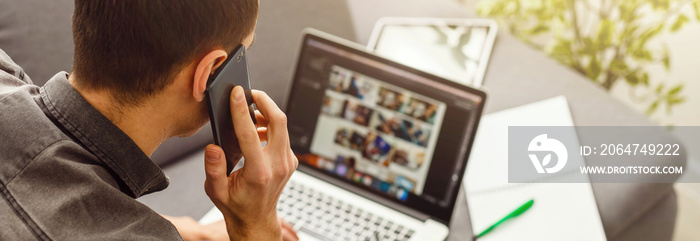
619;4;631;20
552;0;566;10
640;23;665;43
530;25;550;35
550;39;573;56
625;73;639;85
669;96;686;105
598;19;615;47
633;48;653;61
671;14;689;32
588;56;602;80
665;93;686;115
662;44;671;71
581;37;597;55
535;9;548;21
646;101;660;115
610;59;628;75
651;0;671;10
623;24;641;39
477;0;504;16
668;96;685;105
693;1;700;21
656;83;665;94
666;96;676;115
668;84;684;95
632;24;664;55
642;73;650;86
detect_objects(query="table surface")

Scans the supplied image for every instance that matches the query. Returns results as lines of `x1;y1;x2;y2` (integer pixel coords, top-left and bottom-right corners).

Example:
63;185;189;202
140;0;685;240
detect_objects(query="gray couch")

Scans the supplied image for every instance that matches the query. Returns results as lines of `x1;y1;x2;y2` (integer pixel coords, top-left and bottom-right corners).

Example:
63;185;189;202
0;0;684;240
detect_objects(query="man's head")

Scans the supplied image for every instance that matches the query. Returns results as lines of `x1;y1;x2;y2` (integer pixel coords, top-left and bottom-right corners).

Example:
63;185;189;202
70;0;259;138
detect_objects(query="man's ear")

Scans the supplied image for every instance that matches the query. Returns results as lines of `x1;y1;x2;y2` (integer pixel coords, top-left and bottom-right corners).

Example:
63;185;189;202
193;50;228;102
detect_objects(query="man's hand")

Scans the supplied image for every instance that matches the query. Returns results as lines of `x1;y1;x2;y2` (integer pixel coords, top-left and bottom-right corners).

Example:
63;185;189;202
204;87;298;241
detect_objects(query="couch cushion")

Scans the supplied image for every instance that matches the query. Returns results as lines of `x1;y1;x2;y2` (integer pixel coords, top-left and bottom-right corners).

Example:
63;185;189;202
0;0;74;86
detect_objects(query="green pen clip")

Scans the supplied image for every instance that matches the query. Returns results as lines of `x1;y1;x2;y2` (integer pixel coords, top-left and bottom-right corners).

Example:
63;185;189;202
473;199;535;240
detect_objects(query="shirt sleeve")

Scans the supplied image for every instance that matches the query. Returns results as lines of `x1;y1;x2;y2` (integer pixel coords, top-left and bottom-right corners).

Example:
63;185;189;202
3;140;184;240
0;48;33;86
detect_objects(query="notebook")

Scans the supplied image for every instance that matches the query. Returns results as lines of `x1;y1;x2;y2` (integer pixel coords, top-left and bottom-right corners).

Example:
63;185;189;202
464;96;607;241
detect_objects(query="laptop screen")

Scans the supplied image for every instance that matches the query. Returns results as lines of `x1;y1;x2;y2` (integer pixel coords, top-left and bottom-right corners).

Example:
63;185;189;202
285;32;486;223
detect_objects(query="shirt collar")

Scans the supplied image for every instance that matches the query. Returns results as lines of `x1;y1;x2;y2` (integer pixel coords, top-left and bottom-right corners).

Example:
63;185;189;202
40;72;169;198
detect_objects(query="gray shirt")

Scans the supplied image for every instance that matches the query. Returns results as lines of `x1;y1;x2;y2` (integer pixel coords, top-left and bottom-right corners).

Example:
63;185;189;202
0;49;183;240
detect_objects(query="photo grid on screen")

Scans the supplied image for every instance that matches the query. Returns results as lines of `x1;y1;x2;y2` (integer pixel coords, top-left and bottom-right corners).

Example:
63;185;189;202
308;65;447;199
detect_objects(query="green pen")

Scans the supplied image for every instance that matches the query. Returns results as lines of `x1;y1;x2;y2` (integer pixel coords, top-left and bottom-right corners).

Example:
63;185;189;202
474;199;535;240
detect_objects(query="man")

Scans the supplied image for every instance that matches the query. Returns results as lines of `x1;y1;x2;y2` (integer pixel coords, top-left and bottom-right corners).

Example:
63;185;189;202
0;1;298;240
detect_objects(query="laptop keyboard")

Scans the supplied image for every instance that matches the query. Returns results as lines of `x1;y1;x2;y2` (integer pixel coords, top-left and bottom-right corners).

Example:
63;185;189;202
278;180;416;241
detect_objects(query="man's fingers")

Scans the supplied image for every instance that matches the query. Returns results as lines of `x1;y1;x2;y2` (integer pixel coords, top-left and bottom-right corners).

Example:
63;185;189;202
254;110;268;128
230;86;264;164
255;110;269;142
250;90;289;146
203;144;228;203
280;218;299;241
257;128;268;143
251;90;295;181
279;218;293;230
281;228;298;241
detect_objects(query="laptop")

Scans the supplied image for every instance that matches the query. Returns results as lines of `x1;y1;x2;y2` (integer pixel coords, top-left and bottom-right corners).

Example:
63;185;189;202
200;29;486;241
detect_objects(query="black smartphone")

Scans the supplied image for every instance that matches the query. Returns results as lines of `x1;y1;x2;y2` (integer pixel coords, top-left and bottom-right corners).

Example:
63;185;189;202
205;44;256;175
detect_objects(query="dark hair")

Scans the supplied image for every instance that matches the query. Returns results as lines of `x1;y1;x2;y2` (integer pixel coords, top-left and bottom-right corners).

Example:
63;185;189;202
71;0;259;105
